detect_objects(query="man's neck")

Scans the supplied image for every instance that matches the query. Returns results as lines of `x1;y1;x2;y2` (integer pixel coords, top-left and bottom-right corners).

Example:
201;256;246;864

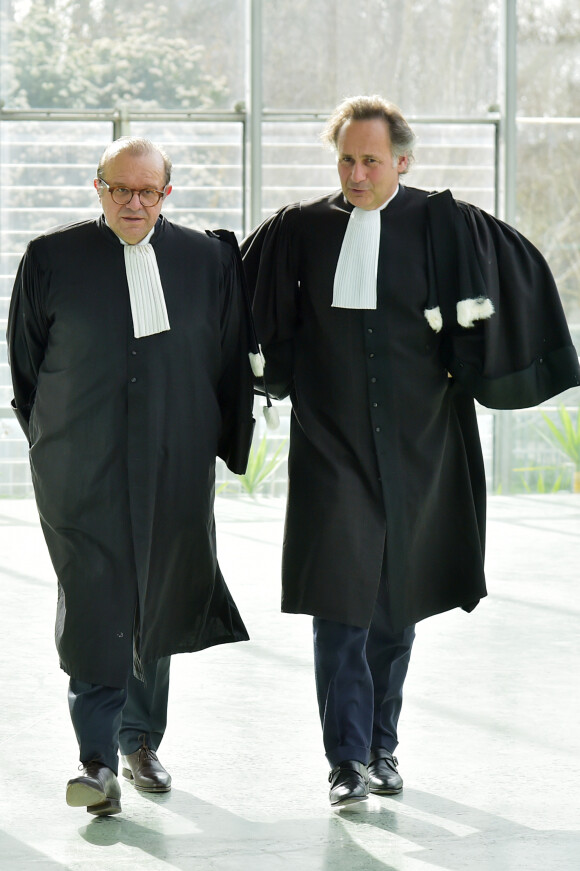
103;216;156;246
375;184;400;211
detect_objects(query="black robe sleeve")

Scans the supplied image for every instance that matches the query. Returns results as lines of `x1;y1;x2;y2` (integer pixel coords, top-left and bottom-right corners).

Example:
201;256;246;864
213;235;256;474
428;191;580;408
241;205;301;400
6;243;50;442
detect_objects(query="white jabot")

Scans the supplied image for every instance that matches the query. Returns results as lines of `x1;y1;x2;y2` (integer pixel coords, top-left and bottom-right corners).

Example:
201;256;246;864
116;225;171;339
332;186;399;310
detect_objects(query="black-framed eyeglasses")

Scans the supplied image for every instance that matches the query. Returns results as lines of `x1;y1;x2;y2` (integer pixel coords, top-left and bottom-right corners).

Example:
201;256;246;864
98;177;167;207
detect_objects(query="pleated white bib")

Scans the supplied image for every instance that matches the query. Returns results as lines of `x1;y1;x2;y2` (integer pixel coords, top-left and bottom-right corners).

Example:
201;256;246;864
332;187;399;310
111;224;171;339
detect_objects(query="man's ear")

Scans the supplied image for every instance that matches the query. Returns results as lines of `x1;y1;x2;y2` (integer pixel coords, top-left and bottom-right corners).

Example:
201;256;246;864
164;185;172;198
396;154;409;173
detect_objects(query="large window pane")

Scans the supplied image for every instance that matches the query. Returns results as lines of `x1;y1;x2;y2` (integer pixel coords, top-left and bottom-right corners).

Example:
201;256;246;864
0;0;245;111
260;119;497;218
132;121;245;234
517;120;580;326
263;0;498;116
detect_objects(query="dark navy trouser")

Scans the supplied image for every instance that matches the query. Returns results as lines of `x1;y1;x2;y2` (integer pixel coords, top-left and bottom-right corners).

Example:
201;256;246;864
313;577;415;768
68;656;171;774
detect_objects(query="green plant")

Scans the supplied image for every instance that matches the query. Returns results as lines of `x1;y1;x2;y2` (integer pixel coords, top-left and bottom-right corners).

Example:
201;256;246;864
238;435;288;496
512;465;564;494
538;404;580;492
232;435;288;496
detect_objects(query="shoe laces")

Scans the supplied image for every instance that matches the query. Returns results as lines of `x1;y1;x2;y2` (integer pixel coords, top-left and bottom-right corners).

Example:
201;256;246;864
136;735;158;762
138;745;158;761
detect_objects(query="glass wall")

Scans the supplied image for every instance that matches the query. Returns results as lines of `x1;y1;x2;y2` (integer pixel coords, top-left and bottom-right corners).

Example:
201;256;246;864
131;121;245;234
0;0;579;496
261;119;497;218
0;0;246;112
262;0;499;117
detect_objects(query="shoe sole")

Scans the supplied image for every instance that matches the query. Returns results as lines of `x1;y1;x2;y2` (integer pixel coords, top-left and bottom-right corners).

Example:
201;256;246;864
369;785;403;795
330;794;369;807
87;800;122;816
121;767;171;793
66;782;122;815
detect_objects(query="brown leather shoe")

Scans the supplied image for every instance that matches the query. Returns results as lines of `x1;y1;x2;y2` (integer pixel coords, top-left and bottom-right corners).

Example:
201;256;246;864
66;761;122;815
121;744;172;792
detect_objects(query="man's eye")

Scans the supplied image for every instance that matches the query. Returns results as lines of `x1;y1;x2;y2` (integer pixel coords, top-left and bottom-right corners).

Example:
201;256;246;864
116;187;131;195
142;190;156;196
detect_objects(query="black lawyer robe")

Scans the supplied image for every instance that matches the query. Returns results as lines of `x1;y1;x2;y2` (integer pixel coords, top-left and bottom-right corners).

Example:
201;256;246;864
241;186;580;632
7;215;255;688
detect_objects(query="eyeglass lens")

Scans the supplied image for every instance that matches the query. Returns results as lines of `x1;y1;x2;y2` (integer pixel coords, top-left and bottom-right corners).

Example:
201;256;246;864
110;187;162;206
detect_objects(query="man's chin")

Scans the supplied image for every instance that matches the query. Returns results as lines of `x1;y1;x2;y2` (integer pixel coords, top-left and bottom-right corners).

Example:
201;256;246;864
118;222;149;244
345;190;372;208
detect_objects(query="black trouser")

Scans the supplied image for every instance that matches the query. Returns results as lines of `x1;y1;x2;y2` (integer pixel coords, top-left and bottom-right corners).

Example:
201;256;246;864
313;578;415;768
68;657;171;775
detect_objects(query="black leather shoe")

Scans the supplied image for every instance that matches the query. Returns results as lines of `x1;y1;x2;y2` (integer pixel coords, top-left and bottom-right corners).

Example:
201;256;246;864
66;761;122;815
328;760;369;807
368;751;403;794
121;744;171;792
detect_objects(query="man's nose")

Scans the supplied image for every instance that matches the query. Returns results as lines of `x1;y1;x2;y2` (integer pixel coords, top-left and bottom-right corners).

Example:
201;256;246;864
351;162;366;182
126;191;143;208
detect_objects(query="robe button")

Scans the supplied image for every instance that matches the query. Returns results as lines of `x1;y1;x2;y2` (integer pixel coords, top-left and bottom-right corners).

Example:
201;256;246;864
375;426;381;432
372;402;378;408
130;377;137;383
371;377;377;383
369;353;375;359
367;328;374;334
131;350;137;356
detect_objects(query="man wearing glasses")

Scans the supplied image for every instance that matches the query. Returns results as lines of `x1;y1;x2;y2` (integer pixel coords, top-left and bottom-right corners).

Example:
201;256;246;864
7;137;255;815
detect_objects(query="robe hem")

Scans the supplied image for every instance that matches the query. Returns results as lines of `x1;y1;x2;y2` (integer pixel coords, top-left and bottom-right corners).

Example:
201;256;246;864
282;594;486;632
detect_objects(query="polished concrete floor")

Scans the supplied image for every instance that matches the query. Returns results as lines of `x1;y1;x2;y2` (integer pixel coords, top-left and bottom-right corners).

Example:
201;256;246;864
0;493;579;871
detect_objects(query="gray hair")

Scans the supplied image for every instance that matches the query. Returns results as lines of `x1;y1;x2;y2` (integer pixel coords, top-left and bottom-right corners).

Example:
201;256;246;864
97;137;172;186
321;95;416;172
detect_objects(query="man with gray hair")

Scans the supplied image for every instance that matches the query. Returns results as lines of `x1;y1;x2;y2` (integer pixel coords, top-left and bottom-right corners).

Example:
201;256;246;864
8;137;255;815
242;95;579;806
